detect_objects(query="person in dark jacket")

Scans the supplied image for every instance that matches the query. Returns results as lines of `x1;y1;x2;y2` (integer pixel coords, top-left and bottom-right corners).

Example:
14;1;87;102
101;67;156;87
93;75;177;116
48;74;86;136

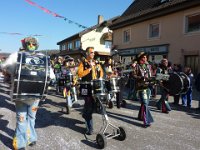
156;58;172;113
77;47;104;135
195;72;200;110
181;66;194;108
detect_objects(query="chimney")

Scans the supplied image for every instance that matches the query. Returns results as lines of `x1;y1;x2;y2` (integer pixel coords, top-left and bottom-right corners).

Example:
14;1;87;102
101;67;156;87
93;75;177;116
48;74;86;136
98;15;104;24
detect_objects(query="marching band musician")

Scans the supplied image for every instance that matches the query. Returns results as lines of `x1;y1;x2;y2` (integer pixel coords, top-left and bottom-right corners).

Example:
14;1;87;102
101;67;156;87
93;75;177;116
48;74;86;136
132;52;154;127
53;56;62;75
66;57;78;88
102;57;121;108
1;37;55;150
127;59;137;100
77;47;104;135
156;58;172;113
102;57;117;79
53;56;62;87
62;57;78;113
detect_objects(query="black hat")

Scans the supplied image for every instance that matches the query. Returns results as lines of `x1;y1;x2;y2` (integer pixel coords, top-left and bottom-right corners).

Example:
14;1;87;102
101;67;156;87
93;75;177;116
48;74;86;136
66;57;74;62
137;52;148;60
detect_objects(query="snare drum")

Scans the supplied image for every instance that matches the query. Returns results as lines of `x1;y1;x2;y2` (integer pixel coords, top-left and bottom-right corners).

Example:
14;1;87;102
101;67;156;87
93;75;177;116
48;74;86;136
92;78;107;96
79;81;92;96
109;77;120;93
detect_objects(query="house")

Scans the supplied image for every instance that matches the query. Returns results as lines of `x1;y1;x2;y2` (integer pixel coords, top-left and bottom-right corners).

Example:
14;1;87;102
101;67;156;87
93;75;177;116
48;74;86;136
57;15;119;62
109;0;200;76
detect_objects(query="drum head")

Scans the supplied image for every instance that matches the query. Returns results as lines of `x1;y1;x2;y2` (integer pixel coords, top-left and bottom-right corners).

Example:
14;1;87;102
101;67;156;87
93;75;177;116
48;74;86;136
179;72;190;94
166;72;183;95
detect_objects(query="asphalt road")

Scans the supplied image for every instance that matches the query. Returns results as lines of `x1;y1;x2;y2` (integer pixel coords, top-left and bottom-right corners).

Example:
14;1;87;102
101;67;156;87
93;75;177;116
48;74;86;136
0;79;200;150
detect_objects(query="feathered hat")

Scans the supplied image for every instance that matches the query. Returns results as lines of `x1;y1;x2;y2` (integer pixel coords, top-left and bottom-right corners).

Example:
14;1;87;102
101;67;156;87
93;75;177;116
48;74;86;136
21;37;39;51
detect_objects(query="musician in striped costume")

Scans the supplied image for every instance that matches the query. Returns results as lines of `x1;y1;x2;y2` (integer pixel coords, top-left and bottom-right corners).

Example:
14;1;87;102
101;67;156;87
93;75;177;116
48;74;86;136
132;52;154;127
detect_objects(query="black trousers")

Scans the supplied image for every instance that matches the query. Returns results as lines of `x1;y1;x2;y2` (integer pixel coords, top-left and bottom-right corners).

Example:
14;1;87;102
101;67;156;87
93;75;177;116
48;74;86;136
82;96;95;131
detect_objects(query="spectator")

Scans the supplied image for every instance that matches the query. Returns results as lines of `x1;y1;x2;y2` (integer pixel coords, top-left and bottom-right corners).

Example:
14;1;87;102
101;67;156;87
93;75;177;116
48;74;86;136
181;67;194;108
195;72;200;110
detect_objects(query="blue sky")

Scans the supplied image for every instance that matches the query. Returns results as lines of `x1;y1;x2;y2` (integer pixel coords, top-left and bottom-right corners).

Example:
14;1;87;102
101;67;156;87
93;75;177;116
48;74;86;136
0;0;133;53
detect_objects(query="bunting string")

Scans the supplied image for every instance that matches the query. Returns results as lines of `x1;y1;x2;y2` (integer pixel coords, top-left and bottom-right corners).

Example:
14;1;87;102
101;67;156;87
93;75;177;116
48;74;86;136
25;0;88;29
0;32;43;36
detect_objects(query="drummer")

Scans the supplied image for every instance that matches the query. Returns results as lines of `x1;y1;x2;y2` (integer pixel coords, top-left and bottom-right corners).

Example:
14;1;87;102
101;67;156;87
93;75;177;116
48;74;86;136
102;57;118;79
102;57;121;108
62;57;78;111
77;47;104;135
156;58;172;113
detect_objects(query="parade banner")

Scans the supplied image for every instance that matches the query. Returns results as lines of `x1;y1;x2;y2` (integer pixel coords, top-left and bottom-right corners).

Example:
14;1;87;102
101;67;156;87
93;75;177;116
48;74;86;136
25;0;87;29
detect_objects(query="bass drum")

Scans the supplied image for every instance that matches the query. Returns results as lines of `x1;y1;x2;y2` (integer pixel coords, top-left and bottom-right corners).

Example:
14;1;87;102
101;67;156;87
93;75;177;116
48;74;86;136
179;72;190;94
163;72;190;95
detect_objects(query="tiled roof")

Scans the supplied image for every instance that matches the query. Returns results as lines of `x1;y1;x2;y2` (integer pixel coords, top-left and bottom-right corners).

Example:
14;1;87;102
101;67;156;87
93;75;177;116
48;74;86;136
57;16;119;45
122;0;160;16
110;0;200;29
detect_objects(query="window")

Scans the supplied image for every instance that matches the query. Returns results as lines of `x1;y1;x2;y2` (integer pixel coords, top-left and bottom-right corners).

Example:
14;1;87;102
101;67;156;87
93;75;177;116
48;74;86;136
149;23;160;38
105;41;112;49
185;13;200;33
61;44;66;50
75;40;80;48
123;29;131;43
67;43;72;50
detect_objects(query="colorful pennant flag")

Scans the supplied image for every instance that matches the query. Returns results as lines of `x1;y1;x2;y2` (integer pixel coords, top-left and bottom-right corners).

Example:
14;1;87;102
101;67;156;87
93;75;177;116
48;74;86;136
24;0;87;29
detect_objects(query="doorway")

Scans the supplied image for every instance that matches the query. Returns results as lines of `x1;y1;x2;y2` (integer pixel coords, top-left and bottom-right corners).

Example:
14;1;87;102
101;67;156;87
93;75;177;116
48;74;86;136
184;55;199;77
